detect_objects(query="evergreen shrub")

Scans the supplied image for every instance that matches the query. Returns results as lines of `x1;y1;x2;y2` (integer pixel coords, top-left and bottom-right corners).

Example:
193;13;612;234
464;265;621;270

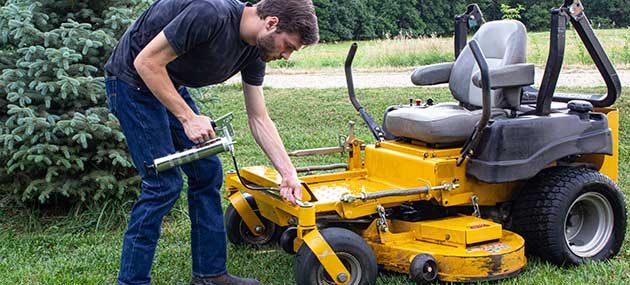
0;0;149;205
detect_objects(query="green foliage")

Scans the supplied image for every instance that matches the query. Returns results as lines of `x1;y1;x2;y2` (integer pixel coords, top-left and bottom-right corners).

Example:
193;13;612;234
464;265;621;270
311;0;630;41
585;0;627;28
500;3;524;20
366;0;425;38
312;0;366;41
0;0;145;205
591;16;615;29
416;1;464;37
257;0;630;41
521;3;551;32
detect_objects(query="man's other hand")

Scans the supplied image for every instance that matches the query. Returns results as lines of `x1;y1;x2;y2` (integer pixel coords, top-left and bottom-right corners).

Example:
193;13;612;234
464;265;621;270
182;114;216;144
280;174;302;205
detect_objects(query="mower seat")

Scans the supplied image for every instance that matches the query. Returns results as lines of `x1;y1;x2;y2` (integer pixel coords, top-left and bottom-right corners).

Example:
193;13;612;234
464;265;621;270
385;20;534;144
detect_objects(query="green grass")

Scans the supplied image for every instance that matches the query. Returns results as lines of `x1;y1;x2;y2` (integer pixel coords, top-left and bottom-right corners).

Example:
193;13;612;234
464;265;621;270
1;85;629;284
267;28;630;71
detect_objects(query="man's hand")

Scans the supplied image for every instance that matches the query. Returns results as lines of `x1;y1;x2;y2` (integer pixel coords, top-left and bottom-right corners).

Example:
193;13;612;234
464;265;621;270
279;173;302;204
182;114;216;144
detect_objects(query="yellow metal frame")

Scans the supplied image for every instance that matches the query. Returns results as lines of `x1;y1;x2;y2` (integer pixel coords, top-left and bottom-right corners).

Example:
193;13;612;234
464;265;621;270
294;200;350;284
225;109;619;283
580;108;619;182
302;230;350;285
228;192;265;237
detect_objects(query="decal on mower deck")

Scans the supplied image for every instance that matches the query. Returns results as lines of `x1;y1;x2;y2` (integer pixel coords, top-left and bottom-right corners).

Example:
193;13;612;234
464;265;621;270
468;223;490;229
466;243;511;253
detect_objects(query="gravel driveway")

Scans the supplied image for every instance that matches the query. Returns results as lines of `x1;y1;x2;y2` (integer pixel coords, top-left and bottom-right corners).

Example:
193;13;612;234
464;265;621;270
227;67;629;89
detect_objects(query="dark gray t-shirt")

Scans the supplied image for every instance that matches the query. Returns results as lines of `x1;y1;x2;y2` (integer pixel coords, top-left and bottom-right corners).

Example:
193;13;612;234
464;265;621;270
105;0;266;88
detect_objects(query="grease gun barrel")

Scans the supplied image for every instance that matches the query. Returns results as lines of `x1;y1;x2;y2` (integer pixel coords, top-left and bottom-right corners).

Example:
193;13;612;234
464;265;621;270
146;135;234;172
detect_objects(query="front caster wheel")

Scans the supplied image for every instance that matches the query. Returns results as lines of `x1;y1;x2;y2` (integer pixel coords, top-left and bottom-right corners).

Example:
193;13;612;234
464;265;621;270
224;194;282;247
293;227;377;285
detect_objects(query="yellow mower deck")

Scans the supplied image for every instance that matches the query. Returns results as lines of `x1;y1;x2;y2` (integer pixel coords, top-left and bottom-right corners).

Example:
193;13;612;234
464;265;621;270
364;217;525;282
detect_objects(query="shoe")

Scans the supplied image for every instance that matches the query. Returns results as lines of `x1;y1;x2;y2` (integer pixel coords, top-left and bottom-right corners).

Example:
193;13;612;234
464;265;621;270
191;273;260;285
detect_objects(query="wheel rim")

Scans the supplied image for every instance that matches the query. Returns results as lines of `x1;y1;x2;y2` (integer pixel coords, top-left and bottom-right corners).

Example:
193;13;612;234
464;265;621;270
315;252;362;285
564;192;614;257
238;210;276;245
422;259;438;281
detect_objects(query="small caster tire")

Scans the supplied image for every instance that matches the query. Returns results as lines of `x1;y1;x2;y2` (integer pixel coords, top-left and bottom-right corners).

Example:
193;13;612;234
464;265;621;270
280;226;298;254
410;254;438;284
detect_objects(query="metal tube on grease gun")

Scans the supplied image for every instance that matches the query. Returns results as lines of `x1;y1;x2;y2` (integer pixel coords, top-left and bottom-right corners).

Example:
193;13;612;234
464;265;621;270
146;127;235;172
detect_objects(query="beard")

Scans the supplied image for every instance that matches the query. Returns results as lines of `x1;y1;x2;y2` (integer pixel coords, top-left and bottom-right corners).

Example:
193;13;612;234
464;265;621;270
256;32;279;62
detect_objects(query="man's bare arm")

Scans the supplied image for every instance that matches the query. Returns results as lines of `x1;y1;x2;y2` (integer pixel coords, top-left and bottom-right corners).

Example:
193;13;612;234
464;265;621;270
134;31;215;143
243;82;301;203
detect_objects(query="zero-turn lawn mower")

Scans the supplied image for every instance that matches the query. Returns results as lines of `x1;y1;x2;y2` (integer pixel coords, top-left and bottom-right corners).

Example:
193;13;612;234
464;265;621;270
180;1;627;284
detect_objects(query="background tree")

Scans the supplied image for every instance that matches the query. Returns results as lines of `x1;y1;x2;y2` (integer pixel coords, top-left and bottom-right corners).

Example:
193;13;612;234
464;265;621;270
500;3;525;20
250;0;630;41
367;0;425;38
0;0;149;205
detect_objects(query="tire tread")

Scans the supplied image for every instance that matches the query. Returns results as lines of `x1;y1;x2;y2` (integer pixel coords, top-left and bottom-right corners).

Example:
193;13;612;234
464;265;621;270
511;167;626;265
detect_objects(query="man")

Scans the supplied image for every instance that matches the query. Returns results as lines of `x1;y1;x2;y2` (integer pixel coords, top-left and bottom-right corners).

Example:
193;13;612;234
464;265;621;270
104;0;319;284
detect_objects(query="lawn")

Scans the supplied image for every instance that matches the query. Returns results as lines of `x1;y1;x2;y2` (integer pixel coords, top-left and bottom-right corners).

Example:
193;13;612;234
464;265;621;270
266;28;630;71
0;85;628;284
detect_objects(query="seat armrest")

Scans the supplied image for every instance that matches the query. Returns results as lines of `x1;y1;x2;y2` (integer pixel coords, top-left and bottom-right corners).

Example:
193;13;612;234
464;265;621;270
411;62;454;86
472;63;535;89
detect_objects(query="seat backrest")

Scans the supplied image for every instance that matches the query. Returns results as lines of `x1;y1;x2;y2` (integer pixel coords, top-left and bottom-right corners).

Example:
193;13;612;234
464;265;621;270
449;20;527;109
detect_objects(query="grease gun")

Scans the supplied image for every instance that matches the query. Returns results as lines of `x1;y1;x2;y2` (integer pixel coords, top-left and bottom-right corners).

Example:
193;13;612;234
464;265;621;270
145;112;236;173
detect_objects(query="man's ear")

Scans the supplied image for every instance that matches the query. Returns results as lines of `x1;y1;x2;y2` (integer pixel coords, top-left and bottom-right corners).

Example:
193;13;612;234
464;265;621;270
264;16;279;31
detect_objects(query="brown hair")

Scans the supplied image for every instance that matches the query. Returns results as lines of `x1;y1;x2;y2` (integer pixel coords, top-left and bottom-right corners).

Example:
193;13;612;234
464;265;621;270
255;0;319;46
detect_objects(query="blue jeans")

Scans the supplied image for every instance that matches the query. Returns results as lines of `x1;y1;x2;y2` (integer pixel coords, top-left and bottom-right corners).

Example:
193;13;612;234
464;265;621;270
105;77;227;285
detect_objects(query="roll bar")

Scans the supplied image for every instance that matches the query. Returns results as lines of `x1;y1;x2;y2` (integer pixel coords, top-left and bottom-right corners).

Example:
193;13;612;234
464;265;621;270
536;0;621;115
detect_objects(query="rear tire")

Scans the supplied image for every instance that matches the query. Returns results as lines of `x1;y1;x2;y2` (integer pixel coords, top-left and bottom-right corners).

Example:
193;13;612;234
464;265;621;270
511;167;626;265
293;227;378;285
